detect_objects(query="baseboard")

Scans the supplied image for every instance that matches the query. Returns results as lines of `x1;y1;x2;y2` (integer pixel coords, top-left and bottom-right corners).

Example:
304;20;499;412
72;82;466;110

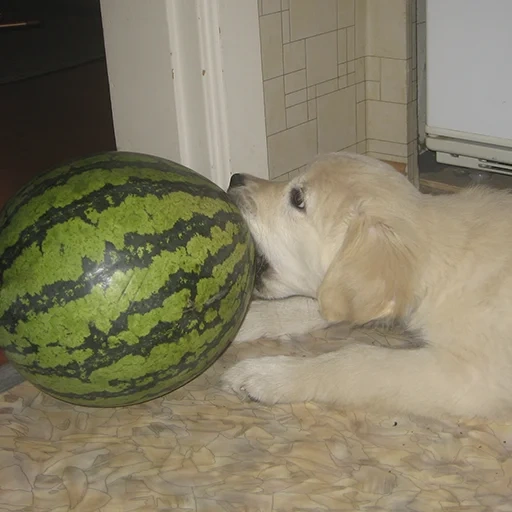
383;160;407;175
419;178;460;194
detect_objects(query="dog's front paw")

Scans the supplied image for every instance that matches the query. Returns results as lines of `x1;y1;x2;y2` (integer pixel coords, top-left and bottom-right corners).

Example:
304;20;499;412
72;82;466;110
222;356;305;404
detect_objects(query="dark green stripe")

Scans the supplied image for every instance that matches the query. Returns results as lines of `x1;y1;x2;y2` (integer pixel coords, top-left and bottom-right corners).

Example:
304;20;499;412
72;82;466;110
1;196;239;323
4;226;248;365
0;175;230;264
25;254;250;391
2;209;243;330
0;178;235;274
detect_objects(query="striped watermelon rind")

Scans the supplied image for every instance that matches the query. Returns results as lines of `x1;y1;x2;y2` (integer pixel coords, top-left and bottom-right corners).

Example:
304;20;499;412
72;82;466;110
0;152;255;407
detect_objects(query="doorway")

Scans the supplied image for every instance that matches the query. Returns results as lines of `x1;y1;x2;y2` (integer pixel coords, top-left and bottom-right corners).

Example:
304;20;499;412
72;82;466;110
0;0;116;208
0;0;116;366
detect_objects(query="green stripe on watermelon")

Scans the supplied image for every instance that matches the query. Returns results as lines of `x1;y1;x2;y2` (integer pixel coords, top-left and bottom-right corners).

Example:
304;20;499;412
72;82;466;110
3;220;246;353
1;190;238;313
0;170;229;259
2;211;241;326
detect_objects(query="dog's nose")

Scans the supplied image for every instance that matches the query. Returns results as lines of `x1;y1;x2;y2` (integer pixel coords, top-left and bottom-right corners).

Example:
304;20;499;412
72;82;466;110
229;173;245;189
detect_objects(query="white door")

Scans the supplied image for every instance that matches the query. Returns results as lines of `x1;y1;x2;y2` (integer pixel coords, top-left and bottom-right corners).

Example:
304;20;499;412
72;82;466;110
100;0;269;188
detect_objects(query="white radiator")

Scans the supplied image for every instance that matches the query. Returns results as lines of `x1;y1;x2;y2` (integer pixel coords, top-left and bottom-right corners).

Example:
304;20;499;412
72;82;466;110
425;0;512;175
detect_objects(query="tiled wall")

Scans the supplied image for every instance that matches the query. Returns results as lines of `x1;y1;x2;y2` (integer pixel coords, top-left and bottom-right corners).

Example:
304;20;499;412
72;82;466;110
258;0;419;184
258;0;365;181
361;0;417;182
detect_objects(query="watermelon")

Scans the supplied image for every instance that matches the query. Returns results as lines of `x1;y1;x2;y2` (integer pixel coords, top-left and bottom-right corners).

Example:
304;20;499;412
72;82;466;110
0;152;255;407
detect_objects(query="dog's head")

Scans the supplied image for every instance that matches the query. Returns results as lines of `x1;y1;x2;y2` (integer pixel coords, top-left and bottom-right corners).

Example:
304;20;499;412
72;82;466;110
228;152;422;325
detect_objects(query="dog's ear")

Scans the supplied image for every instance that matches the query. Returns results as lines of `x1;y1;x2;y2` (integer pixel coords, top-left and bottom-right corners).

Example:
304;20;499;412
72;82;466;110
317;208;417;325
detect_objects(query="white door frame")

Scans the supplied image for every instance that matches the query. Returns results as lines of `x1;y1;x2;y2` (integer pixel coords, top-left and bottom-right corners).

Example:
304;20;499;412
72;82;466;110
100;0;269;188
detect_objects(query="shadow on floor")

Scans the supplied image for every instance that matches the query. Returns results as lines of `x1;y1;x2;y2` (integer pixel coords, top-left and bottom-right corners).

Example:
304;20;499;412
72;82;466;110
419;150;512;194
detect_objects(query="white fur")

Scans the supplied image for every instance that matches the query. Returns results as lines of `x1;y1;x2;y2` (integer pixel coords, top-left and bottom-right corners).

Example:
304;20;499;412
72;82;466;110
224;151;512;420
233;297;330;343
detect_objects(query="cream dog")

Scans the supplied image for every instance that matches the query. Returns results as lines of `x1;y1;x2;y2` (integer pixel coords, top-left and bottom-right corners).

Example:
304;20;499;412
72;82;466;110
222;151;512;419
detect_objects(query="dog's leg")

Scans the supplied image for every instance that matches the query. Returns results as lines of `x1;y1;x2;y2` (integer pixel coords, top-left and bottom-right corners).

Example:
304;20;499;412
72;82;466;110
234;297;334;343
223;345;486;418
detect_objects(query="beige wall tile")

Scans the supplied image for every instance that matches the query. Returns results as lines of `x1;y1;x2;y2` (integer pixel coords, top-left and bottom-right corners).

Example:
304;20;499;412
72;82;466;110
355;0;367;58
338;0;355;28
407;100;418;143
338;29;347;63
262;0;282;15
408;78;416;103
366;100;407;143
367;139;408;157
282;0;290;10
289;0;337;40
285;88;307;107
317;86;356;152
366;0;408;59
347;60;355;74
284;41;306;74
346;25;355;60
380;58;407;103
294;165;309;177
338;63;347;77
263;77;286;135
258;0;263;16
260;13;283;79
410;18;416;66
355;57;365;83
282;9;290;43
356;100;366;142
338;75;348;89
356;82;365;103
273;171;291;181
367;151;407;163
356;141;367;154
408;150;419;186
285;69;306;93
308;99;317;119
306;32;338;86
366;150;407;164
286;102;308;127
317;78;338;97
307;86;316;100
405;2;414;61
365;56;380;82
347;72;355;86
267;120;317;177
365;81;380;100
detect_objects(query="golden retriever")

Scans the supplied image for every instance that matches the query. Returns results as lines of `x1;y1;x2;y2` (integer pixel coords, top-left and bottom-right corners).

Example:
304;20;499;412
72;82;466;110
222;151;512;419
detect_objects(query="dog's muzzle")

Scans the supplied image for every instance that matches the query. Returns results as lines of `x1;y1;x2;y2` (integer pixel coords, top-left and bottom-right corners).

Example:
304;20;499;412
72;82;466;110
228;173;270;294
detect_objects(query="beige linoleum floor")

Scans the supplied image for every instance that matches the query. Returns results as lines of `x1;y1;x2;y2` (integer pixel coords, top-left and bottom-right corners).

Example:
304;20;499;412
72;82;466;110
2;325;512;512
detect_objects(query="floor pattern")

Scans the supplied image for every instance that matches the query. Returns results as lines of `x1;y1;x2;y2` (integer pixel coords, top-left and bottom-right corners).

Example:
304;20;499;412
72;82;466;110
2;326;512;511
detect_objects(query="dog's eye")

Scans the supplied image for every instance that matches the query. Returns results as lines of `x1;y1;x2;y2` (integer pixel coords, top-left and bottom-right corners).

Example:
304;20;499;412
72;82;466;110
290;187;305;210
